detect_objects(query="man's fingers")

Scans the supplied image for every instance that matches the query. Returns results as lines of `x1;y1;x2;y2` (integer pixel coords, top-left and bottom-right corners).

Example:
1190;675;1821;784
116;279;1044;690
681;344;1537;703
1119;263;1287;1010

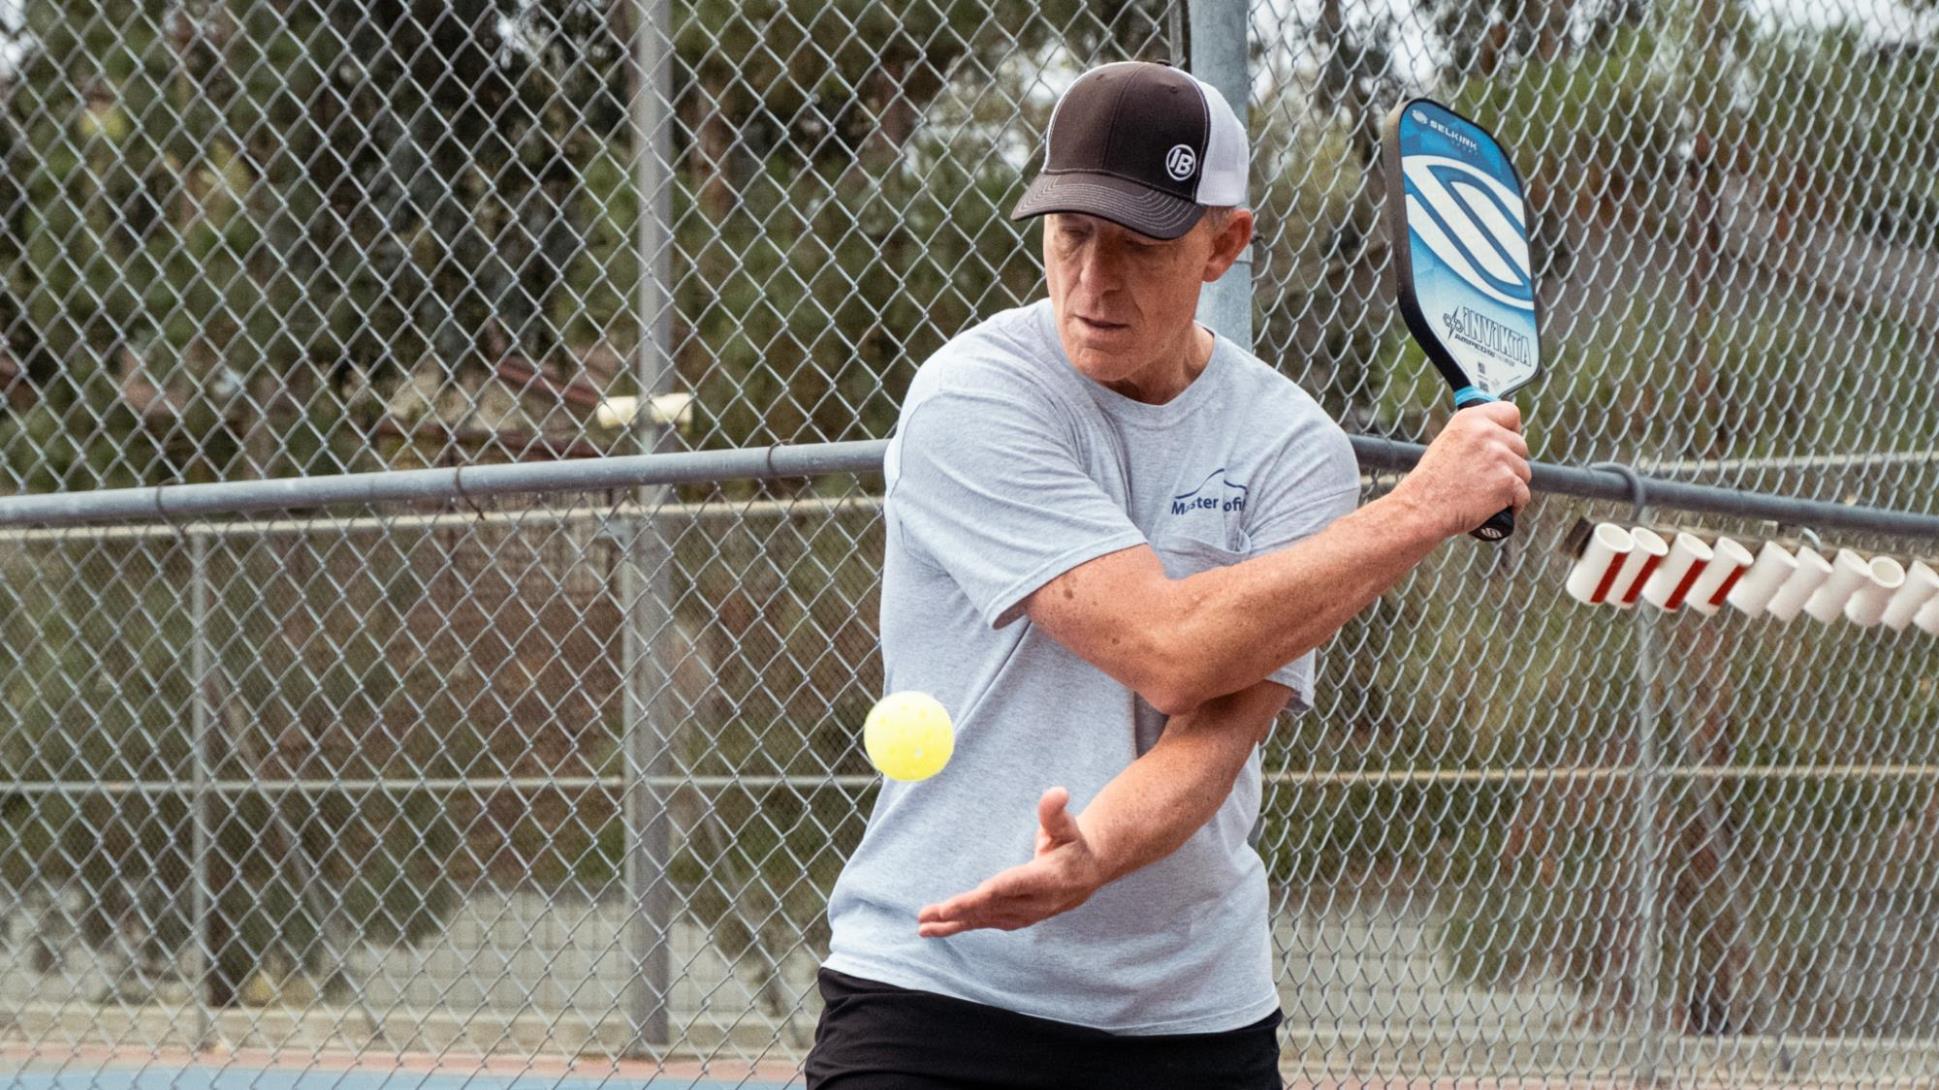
918;867;1037;922
917;864;1062;937
1474;400;1522;431
918;878;999;925
1037;786;1079;845
1506;445;1532;482
918;897;1040;937
916;891;991;937
1454;401;1521;431
920;907;1038;938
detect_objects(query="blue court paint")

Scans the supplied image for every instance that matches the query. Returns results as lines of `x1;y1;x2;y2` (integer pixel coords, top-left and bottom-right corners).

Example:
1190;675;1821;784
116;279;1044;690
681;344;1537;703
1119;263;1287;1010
4;1066;797;1090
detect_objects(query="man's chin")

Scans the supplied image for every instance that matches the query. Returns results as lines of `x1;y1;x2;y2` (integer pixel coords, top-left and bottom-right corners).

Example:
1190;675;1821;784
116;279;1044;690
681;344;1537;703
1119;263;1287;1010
1069;354;1139;387
1065;331;1137;362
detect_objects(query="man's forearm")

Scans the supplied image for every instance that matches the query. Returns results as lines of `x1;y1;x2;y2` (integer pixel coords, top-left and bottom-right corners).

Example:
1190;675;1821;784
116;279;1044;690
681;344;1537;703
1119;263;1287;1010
1025;406;1529;717
1077;682;1289;885
1056;494;1447;894
1155;489;1444;708
911;679;1287;939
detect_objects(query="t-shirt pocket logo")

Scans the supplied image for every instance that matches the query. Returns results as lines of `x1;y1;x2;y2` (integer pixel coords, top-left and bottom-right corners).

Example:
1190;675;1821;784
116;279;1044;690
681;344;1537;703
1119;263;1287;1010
1167;469;1249;551
1170;468;1248;517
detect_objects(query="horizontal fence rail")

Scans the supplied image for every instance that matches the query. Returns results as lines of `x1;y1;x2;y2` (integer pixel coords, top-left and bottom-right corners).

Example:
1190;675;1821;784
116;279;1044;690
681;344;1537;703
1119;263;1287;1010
16;761;1939;801
3;436;1936;540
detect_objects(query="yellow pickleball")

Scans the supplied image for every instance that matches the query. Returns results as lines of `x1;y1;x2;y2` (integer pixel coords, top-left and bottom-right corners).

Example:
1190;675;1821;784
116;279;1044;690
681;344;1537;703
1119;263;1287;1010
863;691;955;782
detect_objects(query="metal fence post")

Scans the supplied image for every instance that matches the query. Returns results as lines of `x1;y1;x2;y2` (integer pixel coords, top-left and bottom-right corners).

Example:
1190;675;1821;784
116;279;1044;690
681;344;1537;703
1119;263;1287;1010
1189;0;1251;348
619;498;675;1056
623;0;676;1053
1591;464;1666;1086
187;528;215;1050
1631;604;1665;1086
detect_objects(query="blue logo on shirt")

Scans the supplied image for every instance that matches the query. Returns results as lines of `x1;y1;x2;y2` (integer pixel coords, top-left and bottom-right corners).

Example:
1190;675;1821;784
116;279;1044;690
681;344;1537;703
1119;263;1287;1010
1170;469;1248;516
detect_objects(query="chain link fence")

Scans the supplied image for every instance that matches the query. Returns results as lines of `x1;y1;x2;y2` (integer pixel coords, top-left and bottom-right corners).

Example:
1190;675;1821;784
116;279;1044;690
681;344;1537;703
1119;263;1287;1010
4;0;1939;1086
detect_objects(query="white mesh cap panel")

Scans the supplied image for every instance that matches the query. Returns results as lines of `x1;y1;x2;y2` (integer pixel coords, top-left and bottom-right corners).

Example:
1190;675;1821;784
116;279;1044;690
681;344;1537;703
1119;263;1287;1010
1189;73;1248;207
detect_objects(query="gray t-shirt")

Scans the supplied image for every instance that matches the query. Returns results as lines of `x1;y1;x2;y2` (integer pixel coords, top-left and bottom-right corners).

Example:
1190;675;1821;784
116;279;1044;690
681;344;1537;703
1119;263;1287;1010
824;299;1360;1034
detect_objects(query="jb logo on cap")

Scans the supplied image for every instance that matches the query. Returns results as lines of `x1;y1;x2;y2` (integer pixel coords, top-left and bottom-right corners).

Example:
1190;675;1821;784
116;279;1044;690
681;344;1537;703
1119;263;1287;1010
1164;145;1196;181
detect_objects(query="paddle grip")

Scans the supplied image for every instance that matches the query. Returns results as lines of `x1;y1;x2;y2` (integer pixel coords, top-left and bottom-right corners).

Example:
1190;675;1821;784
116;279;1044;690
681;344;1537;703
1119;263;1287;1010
1451;386;1516;544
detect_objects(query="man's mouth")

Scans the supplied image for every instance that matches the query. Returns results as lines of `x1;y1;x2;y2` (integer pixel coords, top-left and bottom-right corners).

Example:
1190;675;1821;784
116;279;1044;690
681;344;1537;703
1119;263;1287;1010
1075;315;1129;333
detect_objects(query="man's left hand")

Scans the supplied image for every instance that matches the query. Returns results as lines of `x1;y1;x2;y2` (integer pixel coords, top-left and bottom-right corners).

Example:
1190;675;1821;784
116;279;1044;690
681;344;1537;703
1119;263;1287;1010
916;786;1107;938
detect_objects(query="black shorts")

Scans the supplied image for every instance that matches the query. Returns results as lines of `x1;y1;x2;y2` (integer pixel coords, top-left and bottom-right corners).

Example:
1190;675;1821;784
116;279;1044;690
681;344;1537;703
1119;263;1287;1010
805;968;1283;1090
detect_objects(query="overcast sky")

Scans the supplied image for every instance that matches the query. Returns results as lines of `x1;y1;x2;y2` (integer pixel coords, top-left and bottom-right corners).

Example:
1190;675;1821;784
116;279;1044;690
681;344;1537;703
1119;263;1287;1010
0;0;1930;110
0;0;22;80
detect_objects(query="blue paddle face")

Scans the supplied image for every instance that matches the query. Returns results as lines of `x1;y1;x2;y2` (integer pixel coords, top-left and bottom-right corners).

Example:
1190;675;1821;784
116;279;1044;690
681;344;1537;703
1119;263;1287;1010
1390;100;1541;400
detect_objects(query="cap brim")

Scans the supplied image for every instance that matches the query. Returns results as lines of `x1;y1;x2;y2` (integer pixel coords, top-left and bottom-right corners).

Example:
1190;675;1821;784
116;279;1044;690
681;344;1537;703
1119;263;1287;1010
1011;172;1205;241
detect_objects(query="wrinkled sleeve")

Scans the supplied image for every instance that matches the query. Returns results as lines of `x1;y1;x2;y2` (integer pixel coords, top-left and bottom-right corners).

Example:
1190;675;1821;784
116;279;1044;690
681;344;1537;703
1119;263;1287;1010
1248;420;1364;703
887;387;1148;629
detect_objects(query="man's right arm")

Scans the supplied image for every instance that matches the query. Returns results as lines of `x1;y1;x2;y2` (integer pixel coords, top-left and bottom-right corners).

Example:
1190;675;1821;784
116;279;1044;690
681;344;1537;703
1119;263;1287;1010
1023;402;1531;715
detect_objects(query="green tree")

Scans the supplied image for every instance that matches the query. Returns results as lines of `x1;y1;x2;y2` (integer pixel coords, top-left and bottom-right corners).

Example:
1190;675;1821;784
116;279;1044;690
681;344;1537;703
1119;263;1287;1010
0;0;1180;1012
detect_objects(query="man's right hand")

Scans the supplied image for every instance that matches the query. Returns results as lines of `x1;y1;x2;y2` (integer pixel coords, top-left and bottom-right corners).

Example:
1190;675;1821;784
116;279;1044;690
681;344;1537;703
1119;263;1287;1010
1395;402;1532;540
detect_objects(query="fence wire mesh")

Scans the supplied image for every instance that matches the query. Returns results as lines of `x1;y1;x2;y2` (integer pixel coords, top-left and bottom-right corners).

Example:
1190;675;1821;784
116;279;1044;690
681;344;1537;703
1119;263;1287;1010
5;491;1939;1085
3;0;1939;1086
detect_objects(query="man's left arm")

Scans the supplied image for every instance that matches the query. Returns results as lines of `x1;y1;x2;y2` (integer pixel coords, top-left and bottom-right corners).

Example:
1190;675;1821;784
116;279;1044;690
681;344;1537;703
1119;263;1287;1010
917;426;1362;939
917;678;1289;937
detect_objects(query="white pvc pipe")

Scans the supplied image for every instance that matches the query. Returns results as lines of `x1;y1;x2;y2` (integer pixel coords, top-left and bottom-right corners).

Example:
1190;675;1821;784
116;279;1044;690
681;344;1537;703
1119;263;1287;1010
1916;593;1939;636
1685;536;1755;616
1608;527;1670;610
1844;556;1906;627
1803;548;1874;623
1642;532;1714;611
1728;542;1800;616
1767;546;1835;622
1565;523;1636;604
1882;560;1939;632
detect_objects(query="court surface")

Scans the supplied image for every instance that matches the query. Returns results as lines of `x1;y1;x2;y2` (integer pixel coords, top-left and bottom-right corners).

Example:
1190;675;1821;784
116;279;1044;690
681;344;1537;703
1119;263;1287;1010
5;1054;1919;1090
4;1062;797;1090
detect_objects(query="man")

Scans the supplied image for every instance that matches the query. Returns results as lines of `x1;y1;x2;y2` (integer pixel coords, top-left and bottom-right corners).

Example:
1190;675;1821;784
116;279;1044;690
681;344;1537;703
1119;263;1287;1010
807;62;1529;1088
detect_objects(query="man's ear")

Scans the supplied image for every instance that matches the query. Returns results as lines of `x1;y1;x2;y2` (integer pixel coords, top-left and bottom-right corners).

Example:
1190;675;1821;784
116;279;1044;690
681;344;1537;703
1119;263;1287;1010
1201;209;1254;284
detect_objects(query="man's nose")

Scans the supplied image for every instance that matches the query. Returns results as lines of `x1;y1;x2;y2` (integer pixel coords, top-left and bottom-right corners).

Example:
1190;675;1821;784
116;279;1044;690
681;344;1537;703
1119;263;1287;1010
1076;241;1125;291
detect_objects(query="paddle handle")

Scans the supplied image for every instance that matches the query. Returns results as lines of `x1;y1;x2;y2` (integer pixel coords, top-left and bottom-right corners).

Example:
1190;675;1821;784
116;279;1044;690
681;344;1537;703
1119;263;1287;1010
1452;386;1516;544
